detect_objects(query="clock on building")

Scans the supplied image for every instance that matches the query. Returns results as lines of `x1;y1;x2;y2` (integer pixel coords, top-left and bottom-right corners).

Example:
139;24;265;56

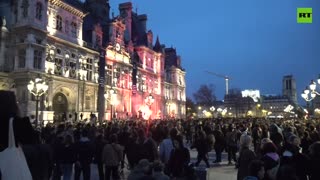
115;43;121;52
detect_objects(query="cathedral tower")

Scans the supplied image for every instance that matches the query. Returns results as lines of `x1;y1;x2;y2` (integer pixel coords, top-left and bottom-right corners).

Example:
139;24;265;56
282;75;297;104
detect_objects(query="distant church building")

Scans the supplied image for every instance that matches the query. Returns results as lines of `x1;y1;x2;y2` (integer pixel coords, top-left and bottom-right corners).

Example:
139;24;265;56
282;75;297;105
0;0;186;122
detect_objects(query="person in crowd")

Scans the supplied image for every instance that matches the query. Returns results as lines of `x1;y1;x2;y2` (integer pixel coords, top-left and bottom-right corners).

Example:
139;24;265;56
168;135;190;178
60;134;76;180
152;161;170;180
127;159;153;180
308;141;320;180
252;125;262;153
277;165;299;180
126;130;139;168
280;135;309;180
256;138;272;158
118;125;130;170
94;134;106;180
102;133;124;180
212;125;225;163
226;124;238;165
191;130;210;168
237;134;256;180
74;129;94;180
159;128;178;167
269;124;284;152
308;125;320;142
243;160;265;180
260;142;280;180
300;131;312;154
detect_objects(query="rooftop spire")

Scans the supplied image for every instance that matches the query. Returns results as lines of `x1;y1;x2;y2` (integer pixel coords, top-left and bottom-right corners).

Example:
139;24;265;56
153;35;162;52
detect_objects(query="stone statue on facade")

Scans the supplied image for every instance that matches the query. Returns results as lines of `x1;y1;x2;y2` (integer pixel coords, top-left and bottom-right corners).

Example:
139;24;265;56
2;16;6;28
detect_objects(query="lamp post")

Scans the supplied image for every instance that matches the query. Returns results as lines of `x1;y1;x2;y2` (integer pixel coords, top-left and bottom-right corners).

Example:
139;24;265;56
301;75;320;101
104;88;117;120
27;78;48;127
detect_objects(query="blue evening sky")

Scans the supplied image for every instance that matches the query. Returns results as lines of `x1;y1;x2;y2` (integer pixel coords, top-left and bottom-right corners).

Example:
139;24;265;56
110;0;320;105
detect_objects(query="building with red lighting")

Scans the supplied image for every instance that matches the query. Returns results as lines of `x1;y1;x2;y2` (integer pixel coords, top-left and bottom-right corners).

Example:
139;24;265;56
0;0;186;122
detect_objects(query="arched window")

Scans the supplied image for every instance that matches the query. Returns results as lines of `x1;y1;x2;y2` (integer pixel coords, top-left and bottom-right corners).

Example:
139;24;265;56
56;15;62;31
35;2;42;20
71;22;77;37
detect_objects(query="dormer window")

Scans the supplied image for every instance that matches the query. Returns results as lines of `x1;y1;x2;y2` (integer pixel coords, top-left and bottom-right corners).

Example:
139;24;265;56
71;22;77;37
56;15;62;31
35;2;42;20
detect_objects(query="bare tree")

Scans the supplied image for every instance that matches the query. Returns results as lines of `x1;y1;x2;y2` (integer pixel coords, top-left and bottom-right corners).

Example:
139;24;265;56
193;84;216;106
186;97;196;117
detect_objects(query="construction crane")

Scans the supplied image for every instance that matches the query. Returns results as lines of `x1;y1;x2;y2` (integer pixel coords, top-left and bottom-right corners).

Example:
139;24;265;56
205;71;232;95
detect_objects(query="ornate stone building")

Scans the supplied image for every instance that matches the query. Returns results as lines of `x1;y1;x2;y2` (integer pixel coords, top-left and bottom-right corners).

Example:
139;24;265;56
0;0;186;122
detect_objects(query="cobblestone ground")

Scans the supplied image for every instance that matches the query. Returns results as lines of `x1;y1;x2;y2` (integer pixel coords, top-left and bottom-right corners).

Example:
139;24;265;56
68;149;237;180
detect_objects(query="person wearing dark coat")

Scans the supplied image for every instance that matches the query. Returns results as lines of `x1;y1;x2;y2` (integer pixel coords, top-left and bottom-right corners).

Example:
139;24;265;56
279;135;309;180
168;135;190;178
94;135;106;180
59;134;76;180
191;131;210;168
237;134;256;180
308;142;320;180
213;125;225;163
74;129;95;180
260;142;280;180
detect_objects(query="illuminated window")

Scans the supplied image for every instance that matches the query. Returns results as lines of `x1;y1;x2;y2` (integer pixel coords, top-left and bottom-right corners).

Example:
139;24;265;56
86;58;93;81
35;2;42;20
18;49;26;68
106;65;112;86
33;50;42;69
54;58;63;75
56;15;62;31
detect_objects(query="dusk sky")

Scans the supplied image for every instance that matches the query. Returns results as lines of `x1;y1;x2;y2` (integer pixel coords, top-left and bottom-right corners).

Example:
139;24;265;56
110;0;320;104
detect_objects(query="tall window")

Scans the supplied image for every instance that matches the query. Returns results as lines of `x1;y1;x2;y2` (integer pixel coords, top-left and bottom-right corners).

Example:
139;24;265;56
85;96;91;110
71;22;77;37
106;65;112;86
86;58;93;81
18;50;26;68
35;2;42;20
21;0;29;17
56;15;62;31
33;50;42;69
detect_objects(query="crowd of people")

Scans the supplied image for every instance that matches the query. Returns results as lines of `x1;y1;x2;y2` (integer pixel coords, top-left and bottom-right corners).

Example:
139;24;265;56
0;90;320;180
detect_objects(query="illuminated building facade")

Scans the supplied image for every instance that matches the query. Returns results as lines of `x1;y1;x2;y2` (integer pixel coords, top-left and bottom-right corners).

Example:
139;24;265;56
0;0;186;121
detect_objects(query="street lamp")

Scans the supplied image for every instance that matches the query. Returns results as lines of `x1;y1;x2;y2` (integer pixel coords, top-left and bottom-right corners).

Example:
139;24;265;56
301;75;320;101
27;78;48;127
104;88;117;120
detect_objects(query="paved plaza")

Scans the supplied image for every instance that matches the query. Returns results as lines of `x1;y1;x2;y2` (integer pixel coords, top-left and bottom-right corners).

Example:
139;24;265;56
71;149;237;180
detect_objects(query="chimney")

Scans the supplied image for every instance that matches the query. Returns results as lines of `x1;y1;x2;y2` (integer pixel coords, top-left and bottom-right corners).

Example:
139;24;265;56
119;2;132;42
138;14;147;32
119;2;132;15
